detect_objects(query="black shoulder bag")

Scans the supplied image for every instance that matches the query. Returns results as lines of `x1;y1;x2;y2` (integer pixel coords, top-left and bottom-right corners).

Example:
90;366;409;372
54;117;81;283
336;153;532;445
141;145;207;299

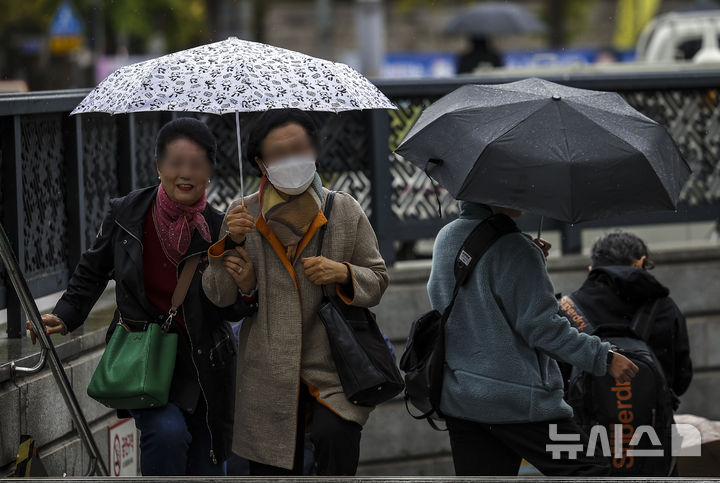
316;191;405;407
399;214;519;429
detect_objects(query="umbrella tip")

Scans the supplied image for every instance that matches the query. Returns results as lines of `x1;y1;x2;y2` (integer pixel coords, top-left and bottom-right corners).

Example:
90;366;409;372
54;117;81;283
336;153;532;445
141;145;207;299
552;95;561;101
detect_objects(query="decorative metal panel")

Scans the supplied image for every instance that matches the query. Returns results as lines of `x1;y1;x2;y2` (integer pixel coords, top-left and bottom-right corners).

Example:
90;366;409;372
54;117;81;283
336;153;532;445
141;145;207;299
82;115;119;246
622;88;720;206
134;113;163;189
20;115;68;277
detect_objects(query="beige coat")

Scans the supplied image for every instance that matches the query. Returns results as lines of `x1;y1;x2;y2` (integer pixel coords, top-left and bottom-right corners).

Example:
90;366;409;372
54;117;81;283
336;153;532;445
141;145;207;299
202;188;389;469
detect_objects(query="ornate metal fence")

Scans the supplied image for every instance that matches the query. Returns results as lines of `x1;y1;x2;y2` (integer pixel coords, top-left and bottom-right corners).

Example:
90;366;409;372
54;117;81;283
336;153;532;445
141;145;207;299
1;70;719;339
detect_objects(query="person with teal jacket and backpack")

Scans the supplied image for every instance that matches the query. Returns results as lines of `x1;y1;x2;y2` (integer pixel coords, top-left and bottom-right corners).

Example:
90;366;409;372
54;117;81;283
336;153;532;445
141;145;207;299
427;201;639;476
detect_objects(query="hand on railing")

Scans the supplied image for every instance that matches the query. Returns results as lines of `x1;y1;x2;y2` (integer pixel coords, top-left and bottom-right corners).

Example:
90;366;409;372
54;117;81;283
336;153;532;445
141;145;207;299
25;314;65;345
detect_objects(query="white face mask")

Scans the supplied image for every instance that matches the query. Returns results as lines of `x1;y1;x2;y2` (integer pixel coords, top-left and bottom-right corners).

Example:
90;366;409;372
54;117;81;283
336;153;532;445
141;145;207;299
262;154;317;196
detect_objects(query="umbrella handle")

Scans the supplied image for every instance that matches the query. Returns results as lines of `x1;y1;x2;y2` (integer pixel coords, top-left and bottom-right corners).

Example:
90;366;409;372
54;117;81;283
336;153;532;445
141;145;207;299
424;159;443;218
537;216;544;243
235;111;245;206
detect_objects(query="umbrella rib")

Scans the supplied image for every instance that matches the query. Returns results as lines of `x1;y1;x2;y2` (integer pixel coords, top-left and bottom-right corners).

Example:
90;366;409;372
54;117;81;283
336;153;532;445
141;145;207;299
565;96;658;129
455;100;552;198
571;92;659;125
554;102;577;223
402;98;544;152
476;84;546;100
483;82;606;100
562;102;677;208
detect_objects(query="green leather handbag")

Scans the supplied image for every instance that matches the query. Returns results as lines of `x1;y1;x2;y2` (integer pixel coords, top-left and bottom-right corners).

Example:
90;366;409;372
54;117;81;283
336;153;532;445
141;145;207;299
87;255;200;410
87;321;178;409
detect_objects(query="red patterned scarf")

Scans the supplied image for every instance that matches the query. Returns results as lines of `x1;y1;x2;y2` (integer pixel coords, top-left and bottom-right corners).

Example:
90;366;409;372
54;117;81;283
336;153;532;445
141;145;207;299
152;185;211;265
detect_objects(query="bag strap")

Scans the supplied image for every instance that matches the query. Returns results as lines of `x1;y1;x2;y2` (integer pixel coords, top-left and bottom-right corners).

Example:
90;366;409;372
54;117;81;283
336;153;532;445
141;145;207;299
316;190;336;257
161;254;201;332
316;191;337;299
440;214;519;323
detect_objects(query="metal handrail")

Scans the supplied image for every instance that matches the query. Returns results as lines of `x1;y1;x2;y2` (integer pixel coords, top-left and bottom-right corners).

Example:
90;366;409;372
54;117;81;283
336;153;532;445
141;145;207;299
0;223;108;476
10;347;48;376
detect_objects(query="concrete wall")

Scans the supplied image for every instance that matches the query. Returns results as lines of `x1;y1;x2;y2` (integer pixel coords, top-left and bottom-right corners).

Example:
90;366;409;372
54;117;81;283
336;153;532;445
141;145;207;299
1;245;718;476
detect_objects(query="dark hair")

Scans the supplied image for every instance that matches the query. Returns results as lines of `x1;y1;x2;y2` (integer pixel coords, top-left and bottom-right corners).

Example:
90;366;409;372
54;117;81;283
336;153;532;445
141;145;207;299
590;232;654;269
155;118;216;165
246;109;320;163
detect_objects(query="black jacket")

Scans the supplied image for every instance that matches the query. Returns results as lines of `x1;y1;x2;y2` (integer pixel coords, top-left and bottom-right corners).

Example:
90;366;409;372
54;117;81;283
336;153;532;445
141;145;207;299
569;265;693;399
53;185;256;464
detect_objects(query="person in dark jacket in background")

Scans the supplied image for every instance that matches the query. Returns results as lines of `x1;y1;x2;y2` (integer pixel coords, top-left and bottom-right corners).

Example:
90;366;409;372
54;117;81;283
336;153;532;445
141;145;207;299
564;231;693;404
457;36;503;73
27;118;258;476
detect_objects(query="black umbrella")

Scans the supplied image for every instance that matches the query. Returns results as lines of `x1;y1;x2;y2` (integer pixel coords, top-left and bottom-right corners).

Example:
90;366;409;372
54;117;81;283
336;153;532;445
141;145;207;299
395;78;691;225
444;2;546;36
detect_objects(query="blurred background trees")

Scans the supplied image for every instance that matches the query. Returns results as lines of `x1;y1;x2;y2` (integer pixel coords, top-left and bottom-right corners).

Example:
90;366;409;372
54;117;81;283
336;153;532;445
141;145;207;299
0;0;711;91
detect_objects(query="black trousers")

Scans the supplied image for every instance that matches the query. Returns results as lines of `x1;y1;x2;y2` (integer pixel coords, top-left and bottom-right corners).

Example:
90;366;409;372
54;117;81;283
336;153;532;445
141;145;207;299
446;415;611;477
249;384;362;476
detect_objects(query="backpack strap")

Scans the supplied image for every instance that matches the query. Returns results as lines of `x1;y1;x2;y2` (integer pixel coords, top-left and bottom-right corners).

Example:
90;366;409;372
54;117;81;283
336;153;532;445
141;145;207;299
630;298;663;343
441;214;519;322
558;294;595;334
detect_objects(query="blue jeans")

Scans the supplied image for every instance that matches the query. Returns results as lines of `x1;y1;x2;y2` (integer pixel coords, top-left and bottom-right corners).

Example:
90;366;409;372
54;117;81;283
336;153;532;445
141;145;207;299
129;402;226;476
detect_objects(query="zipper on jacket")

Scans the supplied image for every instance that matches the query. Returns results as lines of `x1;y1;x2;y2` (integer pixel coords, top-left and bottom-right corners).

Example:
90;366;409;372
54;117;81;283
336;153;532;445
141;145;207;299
178;250;217;465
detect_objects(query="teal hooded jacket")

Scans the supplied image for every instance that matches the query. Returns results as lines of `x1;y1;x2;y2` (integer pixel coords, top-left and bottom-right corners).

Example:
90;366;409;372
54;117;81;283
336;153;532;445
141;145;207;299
428;201;610;423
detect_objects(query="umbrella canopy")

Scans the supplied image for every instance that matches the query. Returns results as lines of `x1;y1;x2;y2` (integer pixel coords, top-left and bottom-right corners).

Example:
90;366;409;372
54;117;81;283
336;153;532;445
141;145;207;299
72;37;395;200
444;2;546;36
395;78;691;224
72;37;394;115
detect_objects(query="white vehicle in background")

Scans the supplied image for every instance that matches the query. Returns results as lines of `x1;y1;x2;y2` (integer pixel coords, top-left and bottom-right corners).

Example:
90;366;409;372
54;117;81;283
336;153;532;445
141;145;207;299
636;9;720;63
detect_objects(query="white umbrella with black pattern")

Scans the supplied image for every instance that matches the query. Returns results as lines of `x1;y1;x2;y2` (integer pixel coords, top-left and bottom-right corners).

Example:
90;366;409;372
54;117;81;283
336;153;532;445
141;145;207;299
72;37;396;200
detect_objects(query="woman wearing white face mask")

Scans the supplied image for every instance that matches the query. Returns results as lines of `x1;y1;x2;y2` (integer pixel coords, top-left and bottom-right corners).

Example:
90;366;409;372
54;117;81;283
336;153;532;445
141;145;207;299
202;110;389;476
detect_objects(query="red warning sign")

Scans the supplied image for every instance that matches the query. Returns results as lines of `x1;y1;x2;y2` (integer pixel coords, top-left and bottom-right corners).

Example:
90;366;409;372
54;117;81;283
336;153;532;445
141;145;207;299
109;418;138;476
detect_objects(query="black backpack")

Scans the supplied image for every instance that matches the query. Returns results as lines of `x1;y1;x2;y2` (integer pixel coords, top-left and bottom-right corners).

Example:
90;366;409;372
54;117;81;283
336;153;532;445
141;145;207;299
559;296;674;476
399;214;518;429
